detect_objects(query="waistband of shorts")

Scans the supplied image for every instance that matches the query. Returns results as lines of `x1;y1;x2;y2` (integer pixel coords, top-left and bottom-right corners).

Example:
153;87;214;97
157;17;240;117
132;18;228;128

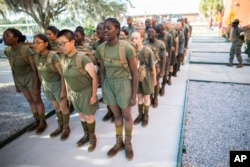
105;77;131;82
14;71;33;76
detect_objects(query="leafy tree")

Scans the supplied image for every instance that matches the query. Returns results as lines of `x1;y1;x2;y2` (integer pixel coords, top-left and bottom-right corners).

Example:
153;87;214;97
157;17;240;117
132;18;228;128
199;0;224;18
0;0;133;32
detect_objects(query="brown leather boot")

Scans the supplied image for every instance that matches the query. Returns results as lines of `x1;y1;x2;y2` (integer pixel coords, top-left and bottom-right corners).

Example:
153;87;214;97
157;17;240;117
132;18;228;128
153;99;158;108
26;112;39;132
88;133;97;152
226;62;233;67
103;106;113;121
50;112;63;138
153;86;159;108
61;113;70;141
167;72;172;85
76;122;89;147
107;135;124;157
159;79;167;96
150;94;154;105
36;114;47;135
236;61;243;68
125;136;133;161
133;104;143;125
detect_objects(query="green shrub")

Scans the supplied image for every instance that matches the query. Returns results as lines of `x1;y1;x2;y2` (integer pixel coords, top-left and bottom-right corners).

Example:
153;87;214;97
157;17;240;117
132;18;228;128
245;40;250;57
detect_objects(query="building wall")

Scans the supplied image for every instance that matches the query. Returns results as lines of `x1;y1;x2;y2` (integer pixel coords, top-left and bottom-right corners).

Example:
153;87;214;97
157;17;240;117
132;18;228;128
126;13;200;27
223;0;250;26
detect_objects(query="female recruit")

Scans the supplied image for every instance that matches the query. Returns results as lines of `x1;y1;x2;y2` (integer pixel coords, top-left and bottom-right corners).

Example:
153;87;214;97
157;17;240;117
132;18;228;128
57;29;99;152
96;18;138;160
3;28;47;134
46;26;60;51
32;34;71;141
131;31;156;127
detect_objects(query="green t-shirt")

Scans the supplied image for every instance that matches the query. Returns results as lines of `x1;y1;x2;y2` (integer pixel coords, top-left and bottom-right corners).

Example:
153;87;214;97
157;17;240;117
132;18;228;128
36;52;60;82
139;46;154;70
125;26;135;38
96;41;136;79
143;39;167;64
50;41;59;51
62;52;92;92
233;27;244;45
169;29;178;47
91;40;104;51
4;44;34;75
158;31;173;52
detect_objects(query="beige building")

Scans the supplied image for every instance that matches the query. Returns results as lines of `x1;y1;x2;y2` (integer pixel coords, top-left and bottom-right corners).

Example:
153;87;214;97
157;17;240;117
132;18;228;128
223;0;250;27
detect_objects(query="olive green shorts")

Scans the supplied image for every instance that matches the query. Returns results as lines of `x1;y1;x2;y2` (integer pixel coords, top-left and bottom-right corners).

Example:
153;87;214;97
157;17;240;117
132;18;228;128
170;50;176;66
42;80;62;102
103;77;132;109
138;69;153;95
14;71;34;93
70;85;99;115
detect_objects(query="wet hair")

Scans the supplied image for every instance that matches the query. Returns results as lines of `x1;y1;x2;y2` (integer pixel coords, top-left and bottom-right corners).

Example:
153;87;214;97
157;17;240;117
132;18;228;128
97;22;104;28
148;26;157;33
4;28;26;43
75;26;84;32
96;22;104;32
46;26;59;35
34;34;51;50
121;29;129;36
156;23;165;32
104;17;121;36
57;29;75;41
74;29;85;37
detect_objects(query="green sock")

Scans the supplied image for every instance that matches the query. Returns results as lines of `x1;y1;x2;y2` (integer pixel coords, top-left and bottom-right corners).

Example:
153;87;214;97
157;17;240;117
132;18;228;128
125;128;132;137
138;104;144;114
87;121;96;134
144;105;150;115
115;124;123;136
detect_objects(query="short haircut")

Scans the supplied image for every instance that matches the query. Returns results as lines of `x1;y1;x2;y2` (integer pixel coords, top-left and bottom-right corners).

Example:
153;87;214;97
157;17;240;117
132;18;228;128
121;29;129;36
74;29;85;37
57;29;75;41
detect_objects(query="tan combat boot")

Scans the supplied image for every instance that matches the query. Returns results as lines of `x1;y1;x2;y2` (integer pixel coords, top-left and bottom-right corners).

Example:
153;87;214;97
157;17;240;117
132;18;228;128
142;107;149;127
133;104;143;125
103;105;113;121
26;112;40;132
88;133;97;152
107;135;124;157
125;136;133;161
36;113;47;135
76;122;89;147
61;113;70;141
50;112;63;138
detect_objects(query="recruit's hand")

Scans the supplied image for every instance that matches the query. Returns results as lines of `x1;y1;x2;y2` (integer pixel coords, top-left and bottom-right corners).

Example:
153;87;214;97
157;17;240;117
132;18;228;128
129;97;137;106
90;96;97;105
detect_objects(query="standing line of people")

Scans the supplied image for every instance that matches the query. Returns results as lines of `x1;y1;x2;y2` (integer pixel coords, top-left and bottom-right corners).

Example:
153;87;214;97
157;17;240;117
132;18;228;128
3;15;191;161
